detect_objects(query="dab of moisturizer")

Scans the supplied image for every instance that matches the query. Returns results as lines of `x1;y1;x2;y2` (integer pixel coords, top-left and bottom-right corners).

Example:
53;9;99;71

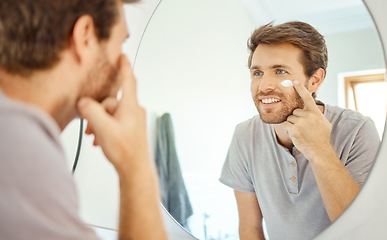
281;79;293;87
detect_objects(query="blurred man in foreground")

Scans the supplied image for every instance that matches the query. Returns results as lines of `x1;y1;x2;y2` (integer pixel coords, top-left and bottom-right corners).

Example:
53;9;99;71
0;0;166;239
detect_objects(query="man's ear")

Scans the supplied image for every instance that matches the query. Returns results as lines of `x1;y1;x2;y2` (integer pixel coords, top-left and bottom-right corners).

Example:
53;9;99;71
70;15;99;65
307;68;325;94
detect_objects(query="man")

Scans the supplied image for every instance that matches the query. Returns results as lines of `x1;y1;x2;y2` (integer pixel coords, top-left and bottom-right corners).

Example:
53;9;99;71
220;21;380;240
0;0;167;239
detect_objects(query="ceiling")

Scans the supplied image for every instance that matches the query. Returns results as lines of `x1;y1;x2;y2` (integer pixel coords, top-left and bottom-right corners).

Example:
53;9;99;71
239;0;375;35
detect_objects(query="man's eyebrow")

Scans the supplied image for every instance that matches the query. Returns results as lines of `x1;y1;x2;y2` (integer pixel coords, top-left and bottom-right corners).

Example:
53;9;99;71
271;64;292;70
250;64;293;70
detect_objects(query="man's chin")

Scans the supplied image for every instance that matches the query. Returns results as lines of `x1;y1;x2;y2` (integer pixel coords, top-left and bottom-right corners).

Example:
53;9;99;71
260;116;287;124
257;105;300;124
258;111;289;124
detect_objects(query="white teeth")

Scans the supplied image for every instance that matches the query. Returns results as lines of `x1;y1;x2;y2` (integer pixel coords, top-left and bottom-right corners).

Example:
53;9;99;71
261;98;280;104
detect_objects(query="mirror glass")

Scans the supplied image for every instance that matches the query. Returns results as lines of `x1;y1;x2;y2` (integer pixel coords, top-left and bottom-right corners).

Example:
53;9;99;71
134;0;385;239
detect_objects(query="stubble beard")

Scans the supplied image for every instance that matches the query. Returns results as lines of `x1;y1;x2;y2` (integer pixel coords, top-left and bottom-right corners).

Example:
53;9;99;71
80;50;120;103
253;90;304;124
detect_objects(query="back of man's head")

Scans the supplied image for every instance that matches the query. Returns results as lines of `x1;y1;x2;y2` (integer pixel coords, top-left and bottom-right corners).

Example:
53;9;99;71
0;0;124;77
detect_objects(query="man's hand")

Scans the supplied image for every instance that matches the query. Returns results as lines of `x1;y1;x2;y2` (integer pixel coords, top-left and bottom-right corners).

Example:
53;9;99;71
77;54;148;171
282;80;363;222
281;80;333;162
76;54;167;240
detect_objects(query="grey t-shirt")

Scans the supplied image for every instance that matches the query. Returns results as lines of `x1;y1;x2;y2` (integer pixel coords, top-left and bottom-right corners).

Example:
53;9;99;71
220;104;380;240
0;90;100;240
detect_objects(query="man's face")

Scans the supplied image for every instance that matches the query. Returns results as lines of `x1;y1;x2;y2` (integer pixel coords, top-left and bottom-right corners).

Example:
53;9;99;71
250;43;310;124
80;1;129;102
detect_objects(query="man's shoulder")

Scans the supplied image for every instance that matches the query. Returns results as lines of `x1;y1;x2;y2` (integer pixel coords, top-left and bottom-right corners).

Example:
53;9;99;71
325;104;379;143
0;92;72;201
325;104;372;125
233;115;273;142
0;93;61;139
0;94;63;157
235;115;265;134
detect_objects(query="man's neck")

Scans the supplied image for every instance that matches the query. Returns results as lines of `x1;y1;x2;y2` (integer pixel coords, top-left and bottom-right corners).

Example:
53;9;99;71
274;124;293;151
0;68;78;131
274;105;325;151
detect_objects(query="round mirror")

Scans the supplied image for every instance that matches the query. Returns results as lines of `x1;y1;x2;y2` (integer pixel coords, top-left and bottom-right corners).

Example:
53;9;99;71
59;0;387;239
134;0;385;239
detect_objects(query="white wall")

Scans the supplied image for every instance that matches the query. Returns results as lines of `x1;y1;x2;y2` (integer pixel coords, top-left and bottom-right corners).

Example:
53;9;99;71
319;27;385;105
134;0;256;239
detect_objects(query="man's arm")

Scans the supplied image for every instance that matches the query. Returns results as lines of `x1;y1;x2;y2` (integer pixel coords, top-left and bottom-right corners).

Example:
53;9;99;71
306;146;360;221
234;190;265;240
78;55;167;240
282;80;361;222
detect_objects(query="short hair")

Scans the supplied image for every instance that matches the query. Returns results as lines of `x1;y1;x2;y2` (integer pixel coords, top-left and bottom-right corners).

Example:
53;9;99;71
247;21;328;97
0;0;134;76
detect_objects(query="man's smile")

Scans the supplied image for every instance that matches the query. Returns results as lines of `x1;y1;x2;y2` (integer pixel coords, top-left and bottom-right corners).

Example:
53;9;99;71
260;97;281;104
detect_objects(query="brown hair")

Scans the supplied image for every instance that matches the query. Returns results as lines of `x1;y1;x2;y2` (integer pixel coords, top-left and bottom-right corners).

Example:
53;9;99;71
247;21;328;98
0;0;135;76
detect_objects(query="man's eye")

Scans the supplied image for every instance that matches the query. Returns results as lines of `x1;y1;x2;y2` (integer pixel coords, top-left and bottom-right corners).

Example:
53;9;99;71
253;71;262;76
276;69;286;74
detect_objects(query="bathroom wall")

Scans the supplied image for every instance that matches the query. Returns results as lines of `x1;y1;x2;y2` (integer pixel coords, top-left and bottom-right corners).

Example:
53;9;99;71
134;0;256;238
321;27;384;106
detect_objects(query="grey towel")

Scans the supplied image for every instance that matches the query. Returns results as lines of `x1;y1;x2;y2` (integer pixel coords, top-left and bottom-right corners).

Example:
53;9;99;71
155;113;193;227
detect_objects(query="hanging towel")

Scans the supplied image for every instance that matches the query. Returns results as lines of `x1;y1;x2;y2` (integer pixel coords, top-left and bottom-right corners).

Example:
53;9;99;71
155;113;193;227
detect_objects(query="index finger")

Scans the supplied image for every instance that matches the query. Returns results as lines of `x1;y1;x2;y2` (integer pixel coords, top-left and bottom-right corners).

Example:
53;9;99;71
293;80;317;111
118;54;139;105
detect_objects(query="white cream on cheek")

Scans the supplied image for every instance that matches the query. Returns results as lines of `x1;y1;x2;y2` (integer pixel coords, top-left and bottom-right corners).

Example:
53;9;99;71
280;79;293;87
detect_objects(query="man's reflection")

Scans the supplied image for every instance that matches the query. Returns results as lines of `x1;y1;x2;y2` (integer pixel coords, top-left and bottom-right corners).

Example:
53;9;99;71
219;21;380;240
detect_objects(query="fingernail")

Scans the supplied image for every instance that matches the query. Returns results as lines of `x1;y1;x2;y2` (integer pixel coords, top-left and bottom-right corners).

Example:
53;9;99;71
294;80;300;85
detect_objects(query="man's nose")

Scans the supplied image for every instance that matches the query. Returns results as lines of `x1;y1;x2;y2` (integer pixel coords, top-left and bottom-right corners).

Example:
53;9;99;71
259;75;276;92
